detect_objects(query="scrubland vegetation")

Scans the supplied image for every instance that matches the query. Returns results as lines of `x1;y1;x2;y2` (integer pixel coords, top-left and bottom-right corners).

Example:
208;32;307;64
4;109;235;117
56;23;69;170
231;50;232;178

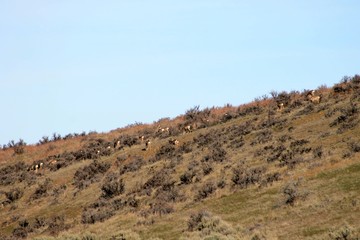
1;75;360;239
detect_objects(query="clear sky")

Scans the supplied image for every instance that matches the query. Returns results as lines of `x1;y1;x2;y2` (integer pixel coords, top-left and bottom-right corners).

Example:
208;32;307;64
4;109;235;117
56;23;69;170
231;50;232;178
1;1;359;145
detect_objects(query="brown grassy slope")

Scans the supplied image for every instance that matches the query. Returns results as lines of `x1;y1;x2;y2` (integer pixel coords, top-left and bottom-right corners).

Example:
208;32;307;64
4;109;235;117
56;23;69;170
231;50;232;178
1;77;360;240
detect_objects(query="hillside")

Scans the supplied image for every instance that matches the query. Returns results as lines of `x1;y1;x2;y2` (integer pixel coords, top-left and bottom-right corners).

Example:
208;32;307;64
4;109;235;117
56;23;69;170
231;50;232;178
1;76;360;240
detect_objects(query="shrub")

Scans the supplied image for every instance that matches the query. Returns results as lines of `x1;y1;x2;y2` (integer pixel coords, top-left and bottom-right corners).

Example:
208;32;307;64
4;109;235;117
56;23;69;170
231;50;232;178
238;105;263;116
81;207;114;224
0;161;29;185
184;105;211;125
220;111;237;122
282;180;308;206
101;173;125;199
329;225;359;240
266;144;286;163
289;139;311;154
116;154;127;165
187;210;211;231
193;130;220;148
110;230;141;240
275;91;291;106
13;139;26;155
38;136;50;145
51;184;67;198
5;188;23;202
180;170;196;185
12;219;31;239
232;165;265;188
119;134;138;148
186;210;236;238
196;182;217;200
73;161;111;190
143;170;172;192
127;196;140;208
313;146;323;159
330;102;359;133
119;156;144;175
217;178;226;189
279;153;305;169
30;178;52;200
201;162;213;175
32;217;47;229
154;144;176;161
178;141;193;154
251;130;273;145
155;187;183;203
82;196;140;224
332;82;350;95
51;133;62;142
261;172;281;187
184;105;201;121
149;201;174;216
283;183;298;206
62;133;74;140
203;146;227;163
297;104;314;116
349;142;360;153
12;226;28;239
48;215;69;235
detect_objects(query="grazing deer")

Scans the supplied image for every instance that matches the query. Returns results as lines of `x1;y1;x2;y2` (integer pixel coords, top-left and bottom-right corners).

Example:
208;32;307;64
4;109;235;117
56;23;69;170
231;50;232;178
183;125;192;133
169;139;180;145
28;162;44;172
145;140;151;150
49;160;57;165
114;140;121;149
157;126;169;133
277;103;285;111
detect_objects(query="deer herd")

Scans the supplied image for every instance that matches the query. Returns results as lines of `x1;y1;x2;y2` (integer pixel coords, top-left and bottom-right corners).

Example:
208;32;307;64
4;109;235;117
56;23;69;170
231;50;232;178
27;162;44;173
24;89;322;174
277;90;322;111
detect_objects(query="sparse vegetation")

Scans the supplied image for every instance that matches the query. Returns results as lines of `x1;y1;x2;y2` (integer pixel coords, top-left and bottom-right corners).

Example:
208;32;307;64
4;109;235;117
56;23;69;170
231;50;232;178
232;164;266;188
281;179;308;206
5;188;23;203
1;76;360;239
101;173;125;199
73;161;111;190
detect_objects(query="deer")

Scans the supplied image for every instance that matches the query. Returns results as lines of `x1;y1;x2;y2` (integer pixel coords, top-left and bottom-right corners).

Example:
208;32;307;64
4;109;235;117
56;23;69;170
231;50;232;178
157;126;169;133
113;140;121;149
307;90;322;104
145;140;151;151
169;139;180;145
277;102;285;111
183;125;192;133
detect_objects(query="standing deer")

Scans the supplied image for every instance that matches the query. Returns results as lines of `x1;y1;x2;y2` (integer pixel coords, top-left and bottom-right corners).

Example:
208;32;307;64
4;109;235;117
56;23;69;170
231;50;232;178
145;140;151;151
277;103;285;111
183;125;192;133
169;139;180;145
307;90;322;104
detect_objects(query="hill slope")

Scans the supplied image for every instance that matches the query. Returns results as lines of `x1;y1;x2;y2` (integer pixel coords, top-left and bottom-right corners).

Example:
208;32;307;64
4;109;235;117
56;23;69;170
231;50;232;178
1;76;360;240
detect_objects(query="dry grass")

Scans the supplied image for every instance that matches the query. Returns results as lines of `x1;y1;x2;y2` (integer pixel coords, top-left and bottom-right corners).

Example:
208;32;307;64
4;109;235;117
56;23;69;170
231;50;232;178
1;78;360;239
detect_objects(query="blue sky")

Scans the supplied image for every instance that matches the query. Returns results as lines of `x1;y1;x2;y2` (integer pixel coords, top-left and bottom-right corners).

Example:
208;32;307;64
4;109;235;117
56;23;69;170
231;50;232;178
1;1;359;145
